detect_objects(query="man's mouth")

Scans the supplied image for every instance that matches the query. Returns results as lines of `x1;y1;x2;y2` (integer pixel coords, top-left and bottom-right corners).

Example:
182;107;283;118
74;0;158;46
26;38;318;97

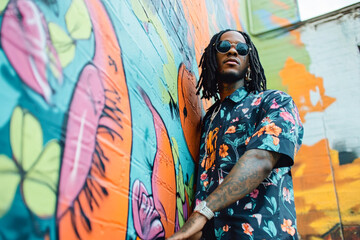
224;59;239;65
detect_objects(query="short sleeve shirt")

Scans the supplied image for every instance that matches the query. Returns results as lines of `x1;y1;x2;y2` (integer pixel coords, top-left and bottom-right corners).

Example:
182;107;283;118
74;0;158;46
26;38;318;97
195;87;304;240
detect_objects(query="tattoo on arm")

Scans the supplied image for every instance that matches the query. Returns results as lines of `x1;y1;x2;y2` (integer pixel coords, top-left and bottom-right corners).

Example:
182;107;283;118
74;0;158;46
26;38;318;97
205;149;280;212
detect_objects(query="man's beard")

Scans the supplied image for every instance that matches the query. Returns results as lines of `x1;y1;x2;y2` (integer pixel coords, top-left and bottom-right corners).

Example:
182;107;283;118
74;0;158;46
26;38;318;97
216;67;247;84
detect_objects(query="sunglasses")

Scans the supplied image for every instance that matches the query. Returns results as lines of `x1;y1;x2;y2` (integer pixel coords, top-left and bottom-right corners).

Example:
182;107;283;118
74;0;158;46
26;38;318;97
215;40;250;56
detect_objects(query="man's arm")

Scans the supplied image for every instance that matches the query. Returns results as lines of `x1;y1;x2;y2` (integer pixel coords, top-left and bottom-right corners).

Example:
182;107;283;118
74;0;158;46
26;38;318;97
167;149;280;240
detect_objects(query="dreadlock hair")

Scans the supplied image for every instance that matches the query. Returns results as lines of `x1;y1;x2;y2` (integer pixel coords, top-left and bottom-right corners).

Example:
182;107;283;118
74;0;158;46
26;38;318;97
196;29;267;101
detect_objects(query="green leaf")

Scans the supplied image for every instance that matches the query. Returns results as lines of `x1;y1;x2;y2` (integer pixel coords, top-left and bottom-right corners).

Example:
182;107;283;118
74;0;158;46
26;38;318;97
65;0;92;40
23;177;57;217
0;0;9;13
177;163;185;202
0;155;20;217
48;23;75;68
268;220;277;236
10;107;23;163
10;107;43;170
22;111;43;171
177;196;184;227
23;140;61;217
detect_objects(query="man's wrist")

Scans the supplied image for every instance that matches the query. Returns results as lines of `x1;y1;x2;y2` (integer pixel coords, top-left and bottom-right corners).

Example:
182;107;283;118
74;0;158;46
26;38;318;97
193;201;214;220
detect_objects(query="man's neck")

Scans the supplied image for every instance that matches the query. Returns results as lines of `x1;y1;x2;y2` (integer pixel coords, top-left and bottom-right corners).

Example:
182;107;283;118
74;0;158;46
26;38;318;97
218;79;244;102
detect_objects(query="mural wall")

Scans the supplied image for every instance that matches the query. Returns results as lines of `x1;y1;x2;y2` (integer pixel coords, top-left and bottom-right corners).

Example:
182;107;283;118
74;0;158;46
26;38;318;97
0;0;359;239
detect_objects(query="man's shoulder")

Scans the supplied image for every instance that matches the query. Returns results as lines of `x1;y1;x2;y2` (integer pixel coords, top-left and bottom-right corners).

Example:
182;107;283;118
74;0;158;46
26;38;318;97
204;101;220;119
253;89;293;102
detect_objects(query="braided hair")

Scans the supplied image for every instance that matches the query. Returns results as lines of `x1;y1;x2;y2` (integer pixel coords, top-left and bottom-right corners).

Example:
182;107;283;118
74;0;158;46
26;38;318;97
196;29;266;100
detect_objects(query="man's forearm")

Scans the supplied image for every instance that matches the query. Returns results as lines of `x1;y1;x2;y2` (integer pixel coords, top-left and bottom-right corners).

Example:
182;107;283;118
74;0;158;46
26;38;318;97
204;149;279;213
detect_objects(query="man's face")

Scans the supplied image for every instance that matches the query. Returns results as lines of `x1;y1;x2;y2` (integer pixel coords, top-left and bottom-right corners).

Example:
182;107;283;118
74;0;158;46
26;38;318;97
215;31;249;83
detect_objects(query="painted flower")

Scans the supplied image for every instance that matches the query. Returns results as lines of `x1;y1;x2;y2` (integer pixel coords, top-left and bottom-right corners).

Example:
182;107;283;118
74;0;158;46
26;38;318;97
225;126;236;134
219;144;229;158
203;181;209;187
242;223;254;236
132;179;164;239
264;123;282;136
270;98;280;109
281;219;296;236
200;172;208;181
280;112;295;125
223;224;229;232
0;107;61;218
250;189;259;198
273;136;280;146
251;97;262;106
283;187;291;203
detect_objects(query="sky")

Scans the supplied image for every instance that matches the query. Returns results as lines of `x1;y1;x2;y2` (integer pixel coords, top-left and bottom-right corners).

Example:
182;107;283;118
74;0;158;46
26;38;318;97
298;0;359;20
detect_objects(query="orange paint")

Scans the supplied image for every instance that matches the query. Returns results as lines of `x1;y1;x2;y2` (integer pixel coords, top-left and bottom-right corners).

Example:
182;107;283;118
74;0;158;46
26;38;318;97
141;89;177;238
58;0;132;239
293;139;340;236
180;0;210;68
178;63;201;163
272;0;290;10
270;15;303;46
226;0;243;31
280;57;336;123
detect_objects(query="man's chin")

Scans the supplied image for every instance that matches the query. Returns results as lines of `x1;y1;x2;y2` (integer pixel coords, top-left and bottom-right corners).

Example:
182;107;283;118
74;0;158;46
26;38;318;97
217;71;245;84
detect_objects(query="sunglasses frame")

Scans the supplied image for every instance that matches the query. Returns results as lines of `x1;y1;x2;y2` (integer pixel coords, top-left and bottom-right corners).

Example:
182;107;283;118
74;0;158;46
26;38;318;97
214;40;251;56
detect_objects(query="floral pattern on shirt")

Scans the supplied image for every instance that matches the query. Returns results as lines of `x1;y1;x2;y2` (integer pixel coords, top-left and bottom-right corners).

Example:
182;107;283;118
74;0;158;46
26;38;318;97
195;87;304;240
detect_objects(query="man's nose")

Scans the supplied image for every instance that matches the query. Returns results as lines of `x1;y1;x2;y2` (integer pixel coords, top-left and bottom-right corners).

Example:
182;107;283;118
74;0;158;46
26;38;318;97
227;44;238;55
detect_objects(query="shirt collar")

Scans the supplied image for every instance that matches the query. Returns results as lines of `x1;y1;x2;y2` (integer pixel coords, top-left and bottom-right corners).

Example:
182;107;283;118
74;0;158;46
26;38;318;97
226;86;248;103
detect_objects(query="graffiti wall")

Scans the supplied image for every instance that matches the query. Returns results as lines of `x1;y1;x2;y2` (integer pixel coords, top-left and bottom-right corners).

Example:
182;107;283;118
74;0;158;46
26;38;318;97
0;0;359;239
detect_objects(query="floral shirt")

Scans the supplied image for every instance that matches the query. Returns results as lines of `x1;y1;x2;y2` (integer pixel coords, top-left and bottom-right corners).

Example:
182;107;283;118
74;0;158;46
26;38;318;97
195;87;304;240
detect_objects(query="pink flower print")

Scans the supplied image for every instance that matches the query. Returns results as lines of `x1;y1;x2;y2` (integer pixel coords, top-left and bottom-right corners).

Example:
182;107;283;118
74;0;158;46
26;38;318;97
280;112;295;125
244;202;252;210
230;117;239;123
281;219;296;236
200;172;207;181
250;189;259;198
252;214;262;226
242;108;249;114
251;97;262;106
270;98;280;109
283;187;291;203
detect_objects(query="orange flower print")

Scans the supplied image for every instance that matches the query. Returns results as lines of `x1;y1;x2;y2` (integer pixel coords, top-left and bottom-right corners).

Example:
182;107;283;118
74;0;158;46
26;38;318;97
264;122;282;137
203;181;209;187
273;136;280;146
204;128;219;171
219;144;229;158
252;127;265;137
223;224;229;232
245;137;251;145
225;125;236;134
281;219;296;236
242;223;254;236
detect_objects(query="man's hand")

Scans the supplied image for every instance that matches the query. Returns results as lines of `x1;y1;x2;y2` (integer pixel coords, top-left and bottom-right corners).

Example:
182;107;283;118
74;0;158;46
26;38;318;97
167;212;207;240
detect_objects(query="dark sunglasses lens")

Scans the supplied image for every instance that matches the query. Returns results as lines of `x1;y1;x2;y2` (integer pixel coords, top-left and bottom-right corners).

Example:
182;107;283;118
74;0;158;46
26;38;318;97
217;41;231;53
236;43;249;55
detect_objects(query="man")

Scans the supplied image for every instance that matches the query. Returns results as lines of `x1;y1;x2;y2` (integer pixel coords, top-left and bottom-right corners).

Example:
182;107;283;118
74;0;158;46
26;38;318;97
168;29;304;239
